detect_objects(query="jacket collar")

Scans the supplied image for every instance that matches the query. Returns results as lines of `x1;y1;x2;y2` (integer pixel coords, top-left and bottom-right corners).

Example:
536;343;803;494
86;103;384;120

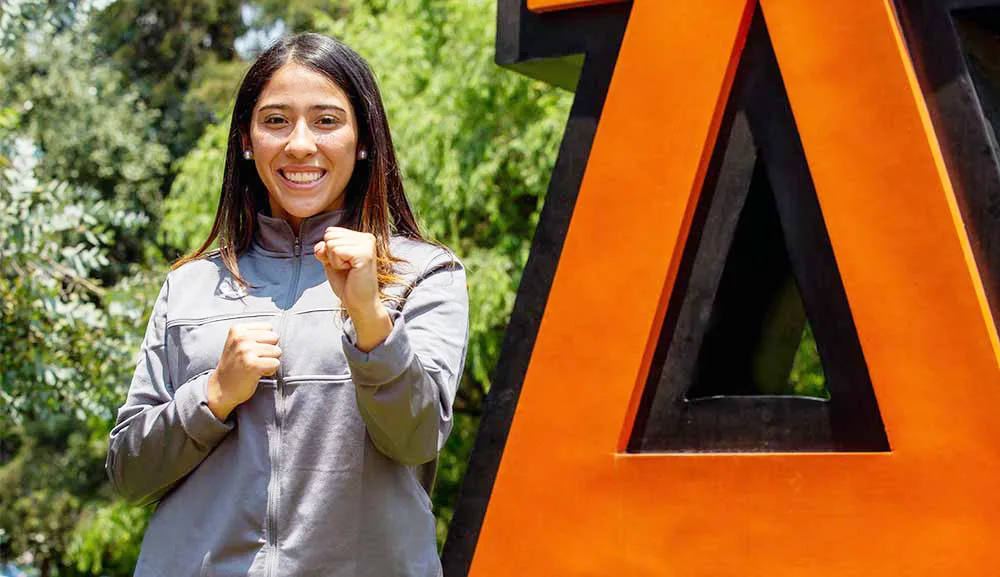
253;209;347;256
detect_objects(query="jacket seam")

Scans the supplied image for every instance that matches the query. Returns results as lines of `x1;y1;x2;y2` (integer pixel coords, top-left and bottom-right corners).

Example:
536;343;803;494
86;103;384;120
165;311;275;329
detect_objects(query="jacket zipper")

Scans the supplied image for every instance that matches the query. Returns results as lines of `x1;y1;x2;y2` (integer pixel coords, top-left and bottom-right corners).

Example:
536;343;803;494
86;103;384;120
266;237;302;577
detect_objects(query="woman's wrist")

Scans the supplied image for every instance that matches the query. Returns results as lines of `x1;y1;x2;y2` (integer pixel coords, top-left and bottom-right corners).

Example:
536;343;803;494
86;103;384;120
205;371;236;421
350;300;394;353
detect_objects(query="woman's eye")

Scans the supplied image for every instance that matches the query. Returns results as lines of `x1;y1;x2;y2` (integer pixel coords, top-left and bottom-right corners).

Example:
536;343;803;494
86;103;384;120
263;116;287;126
317;116;338;126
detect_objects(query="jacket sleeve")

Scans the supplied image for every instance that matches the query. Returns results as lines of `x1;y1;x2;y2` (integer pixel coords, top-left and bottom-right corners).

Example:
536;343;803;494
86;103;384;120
105;277;234;505
342;253;470;466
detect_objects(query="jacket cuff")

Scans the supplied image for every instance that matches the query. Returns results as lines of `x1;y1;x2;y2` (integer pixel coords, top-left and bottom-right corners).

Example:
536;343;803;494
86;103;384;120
342;309;414;386
174;370;234;449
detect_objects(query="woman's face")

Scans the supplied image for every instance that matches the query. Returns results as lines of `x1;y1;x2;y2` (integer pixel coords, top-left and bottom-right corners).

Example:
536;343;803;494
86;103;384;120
248;62;361;232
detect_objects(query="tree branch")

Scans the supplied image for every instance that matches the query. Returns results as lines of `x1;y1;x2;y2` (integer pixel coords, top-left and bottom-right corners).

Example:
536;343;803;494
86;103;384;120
30;256;107;298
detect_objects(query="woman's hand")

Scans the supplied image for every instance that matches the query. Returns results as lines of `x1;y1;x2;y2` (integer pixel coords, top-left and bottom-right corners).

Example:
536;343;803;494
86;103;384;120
314;227;393;352
206;323;281;420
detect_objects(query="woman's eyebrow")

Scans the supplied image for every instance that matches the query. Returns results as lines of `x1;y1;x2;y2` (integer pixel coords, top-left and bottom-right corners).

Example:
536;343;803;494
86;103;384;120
257;103;347;113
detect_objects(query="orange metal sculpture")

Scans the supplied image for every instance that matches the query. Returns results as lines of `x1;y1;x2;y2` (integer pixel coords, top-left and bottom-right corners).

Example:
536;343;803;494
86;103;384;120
465;0;1000;574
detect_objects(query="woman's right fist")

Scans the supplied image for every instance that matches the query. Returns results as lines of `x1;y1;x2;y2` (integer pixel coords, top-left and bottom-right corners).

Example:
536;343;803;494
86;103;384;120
206;322;281;420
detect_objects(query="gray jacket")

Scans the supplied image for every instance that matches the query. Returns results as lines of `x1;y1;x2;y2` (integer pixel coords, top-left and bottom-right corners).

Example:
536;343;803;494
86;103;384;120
106;209;469;577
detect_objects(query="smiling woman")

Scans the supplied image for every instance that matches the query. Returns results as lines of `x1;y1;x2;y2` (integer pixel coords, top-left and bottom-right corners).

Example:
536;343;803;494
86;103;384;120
105;33;469;577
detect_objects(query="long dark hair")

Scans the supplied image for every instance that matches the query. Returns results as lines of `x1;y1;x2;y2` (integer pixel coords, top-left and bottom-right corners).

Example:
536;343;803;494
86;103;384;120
172;33;423;289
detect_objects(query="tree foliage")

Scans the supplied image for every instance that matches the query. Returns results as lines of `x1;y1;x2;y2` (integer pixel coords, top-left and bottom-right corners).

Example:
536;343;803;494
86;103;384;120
0;0;170;278
160;119;229;252
91;0;246;157
0;110;158;577
0;3;164;573
0;0;167;430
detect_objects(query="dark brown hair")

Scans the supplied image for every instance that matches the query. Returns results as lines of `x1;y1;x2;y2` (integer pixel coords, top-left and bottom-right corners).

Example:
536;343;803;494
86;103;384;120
172;32;422;289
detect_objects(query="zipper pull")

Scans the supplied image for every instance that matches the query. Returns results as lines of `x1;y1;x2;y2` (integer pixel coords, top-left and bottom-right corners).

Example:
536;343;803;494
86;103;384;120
293;237;301;257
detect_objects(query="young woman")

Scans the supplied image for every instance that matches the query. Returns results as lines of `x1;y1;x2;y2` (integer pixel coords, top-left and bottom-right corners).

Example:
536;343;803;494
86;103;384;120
106;33;469;577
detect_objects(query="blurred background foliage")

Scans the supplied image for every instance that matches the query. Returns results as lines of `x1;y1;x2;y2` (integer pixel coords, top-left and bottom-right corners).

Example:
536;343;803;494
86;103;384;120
0;0;572;573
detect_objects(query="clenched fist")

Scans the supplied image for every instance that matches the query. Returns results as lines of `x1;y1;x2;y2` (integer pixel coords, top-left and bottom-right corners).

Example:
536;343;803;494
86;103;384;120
206;322;281;420
314;227;393;352
313;227;380;315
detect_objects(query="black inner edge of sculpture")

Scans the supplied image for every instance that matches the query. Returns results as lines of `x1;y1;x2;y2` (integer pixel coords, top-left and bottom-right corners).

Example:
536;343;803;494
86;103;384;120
892;0;1000;332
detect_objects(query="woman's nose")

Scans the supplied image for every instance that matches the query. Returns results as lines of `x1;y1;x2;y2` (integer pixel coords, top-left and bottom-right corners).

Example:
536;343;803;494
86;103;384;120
285;118;317;158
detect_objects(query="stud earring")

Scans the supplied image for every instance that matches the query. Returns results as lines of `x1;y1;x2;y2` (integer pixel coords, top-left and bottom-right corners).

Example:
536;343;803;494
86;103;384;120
357;149;367;160
243;150;253;160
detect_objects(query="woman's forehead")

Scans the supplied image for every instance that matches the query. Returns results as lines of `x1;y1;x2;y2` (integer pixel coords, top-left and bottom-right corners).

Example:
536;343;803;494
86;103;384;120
257;63;351;111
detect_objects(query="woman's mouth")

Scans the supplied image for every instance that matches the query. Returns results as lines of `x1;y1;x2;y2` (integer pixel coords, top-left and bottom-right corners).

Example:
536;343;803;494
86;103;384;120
279;168;327;188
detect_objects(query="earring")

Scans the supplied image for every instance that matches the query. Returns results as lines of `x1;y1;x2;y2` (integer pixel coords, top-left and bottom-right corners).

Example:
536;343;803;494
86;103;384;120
243;150;253;160
357;149;367;160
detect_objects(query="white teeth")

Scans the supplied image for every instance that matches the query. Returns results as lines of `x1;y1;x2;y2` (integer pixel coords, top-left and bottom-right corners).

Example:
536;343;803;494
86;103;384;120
282;171;324;183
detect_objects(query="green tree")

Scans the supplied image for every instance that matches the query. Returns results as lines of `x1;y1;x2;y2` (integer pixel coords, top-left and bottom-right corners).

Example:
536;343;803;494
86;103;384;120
0;3;165;574
0;0;170;279
0;0;168;422
91;0;246;158
160;119;230;252
0;108;159;577
249;0;352;37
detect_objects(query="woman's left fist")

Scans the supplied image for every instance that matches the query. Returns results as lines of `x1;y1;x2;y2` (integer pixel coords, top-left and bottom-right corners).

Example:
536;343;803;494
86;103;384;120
314;227;380;318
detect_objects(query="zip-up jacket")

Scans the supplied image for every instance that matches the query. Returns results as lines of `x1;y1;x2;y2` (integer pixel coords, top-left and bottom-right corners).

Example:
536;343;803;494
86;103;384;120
106;209;469;577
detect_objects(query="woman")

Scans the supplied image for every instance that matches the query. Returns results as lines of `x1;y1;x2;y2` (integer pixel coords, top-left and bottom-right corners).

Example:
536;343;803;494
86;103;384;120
106;33;469;577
